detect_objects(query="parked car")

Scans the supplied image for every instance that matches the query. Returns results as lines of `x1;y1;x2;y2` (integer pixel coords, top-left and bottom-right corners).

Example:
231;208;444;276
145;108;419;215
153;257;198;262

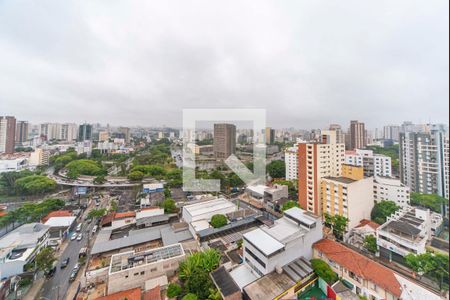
69;269;78;282
77;233;83;241
60;257;70;269
45;261;58;278
76;223;82;232
70;233;77;241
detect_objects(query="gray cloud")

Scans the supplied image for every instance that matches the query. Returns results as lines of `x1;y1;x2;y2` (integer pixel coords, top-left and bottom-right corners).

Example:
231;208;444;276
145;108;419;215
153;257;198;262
0;0;448;129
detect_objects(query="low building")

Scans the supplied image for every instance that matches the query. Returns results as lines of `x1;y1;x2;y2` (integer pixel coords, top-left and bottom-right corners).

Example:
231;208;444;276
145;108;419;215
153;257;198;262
373;176;410;208
263;184;289;211
96;287;142;300
347;219;380;249
107;243;185;294
211;266;242;300
143;183;164;194
0;223;50;279
320;174;374;229
44;216;77;244
239;207;322;278
376;207;431;262
313;239;443;300
182;198;237;238
245;185;268;201
0;157;29;173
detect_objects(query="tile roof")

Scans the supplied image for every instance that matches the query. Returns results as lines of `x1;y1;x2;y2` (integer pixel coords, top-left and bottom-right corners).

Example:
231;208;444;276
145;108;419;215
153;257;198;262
100;213;115;226
95;287;141;300
143;285;161;300
313;239;402;298
114;211;136;219
41;210;72;223
355;219;380;230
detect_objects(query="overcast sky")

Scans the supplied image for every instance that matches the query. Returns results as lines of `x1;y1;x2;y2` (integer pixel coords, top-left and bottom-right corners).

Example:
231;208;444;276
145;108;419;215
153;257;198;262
0;1;448;129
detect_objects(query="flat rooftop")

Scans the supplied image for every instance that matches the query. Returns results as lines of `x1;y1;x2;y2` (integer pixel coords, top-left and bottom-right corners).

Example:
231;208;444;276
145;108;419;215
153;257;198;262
323;176;357;184
183;198;236;217
244;271;294;300
109;243;184;273
91;224;193;255
243;228;284;257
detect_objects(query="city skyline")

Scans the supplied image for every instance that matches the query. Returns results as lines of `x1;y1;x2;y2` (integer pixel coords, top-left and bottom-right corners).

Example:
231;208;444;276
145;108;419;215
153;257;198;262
0;1;448;128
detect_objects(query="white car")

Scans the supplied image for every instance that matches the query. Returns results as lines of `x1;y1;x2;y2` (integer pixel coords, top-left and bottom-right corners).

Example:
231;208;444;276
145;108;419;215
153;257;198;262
70;233;77;241
77;233;83;241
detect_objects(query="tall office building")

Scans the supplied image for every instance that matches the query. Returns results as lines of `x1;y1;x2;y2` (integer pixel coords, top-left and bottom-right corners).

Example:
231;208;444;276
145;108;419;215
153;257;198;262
400;129;449;200
213;123;236;160
15;121;29;146
60;123;78;142
349;120;367;150
329;124;345;144
265;127;275;144
298;130;345;215
118;127;131;143
78;123;93;141
0;116;16;154
383;125;400;142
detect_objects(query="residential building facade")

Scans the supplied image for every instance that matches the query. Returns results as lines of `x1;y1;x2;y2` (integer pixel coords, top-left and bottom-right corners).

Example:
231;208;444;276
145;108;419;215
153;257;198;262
0;116;16;154
373;176;410;207
284;145;298;180
345;149;392;177
298;130;345;215
214;124;236;160
349;120;367;150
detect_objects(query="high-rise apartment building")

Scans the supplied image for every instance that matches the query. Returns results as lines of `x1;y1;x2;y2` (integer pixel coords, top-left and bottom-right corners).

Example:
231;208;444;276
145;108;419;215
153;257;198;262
78;123;93;141
15;121;29;146
298;130;345;215
345;149;392;177
265;127;275;145
400;129;449;201
284;145;298;180
349;120;367;150
0;116;16;154
60;123;78;142
383;125;400;142
40;123;78;141
118;127;131;143
321;165;374;229
329;124;345;144
213;124;236;160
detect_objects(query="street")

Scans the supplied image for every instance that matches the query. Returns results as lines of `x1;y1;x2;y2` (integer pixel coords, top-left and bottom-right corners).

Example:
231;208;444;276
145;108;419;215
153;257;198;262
38;218;95;300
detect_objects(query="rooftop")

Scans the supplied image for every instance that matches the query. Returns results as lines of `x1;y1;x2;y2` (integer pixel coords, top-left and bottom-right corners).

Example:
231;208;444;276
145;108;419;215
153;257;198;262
91;224;193;255
244;271;294;300
211;266;241;298
96;287;141;300
114;211;136;219
109;243;184;273
374;176;405;187
246;185;268;196
183;198;236;218
243;228;284;256
0;223;49;250
313;239;402;297
323;176;357;184
44;216;77;228
41;210;73;223
385;220;421;236
355;219;380;230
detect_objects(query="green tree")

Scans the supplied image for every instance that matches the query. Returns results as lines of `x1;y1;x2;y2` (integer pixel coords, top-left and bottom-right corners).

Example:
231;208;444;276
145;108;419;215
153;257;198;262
182;294;198;300
410;193;448;213
311;259;338;284
179;249;221;281
282;200;299;211
363;235;378;254
371;201;400;224
127;171;145;181
14;175;57;195
161;198;177;213
266;160;285;179
65;159;106;176
184;267;214;299
88;208;107;219
332;215;349;240
35;247;56;272
0;170;35;195
93;175;107;184
405;252;449;288
210;214;228;228
166;283;182;298
109;200;118;212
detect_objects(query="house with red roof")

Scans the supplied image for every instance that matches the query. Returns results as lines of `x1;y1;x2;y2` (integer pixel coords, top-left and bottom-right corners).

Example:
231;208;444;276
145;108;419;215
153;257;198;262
312;239;444;300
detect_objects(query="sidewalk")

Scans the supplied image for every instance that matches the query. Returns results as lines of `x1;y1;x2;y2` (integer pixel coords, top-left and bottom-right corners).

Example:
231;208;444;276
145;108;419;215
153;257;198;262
23;277;45;300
